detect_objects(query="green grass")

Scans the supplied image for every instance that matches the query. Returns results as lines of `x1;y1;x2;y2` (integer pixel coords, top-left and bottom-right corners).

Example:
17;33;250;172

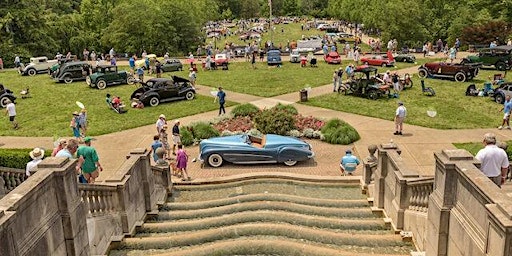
0;69;234;137
174;61;336;97
302;69;505;129
453;142;482;156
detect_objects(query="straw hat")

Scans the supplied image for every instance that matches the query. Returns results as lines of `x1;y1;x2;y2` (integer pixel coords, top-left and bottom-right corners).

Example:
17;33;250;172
29;148;44;160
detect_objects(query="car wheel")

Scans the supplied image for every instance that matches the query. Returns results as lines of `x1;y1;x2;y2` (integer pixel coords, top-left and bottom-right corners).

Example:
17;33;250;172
63;75;73;84
283;160;297;166
496;62;507;71
27;69;37;76
149;97;160;107
454;72;466;82
96;80;107;89
418;68;428;78
367;90;379;100
381;63;387;67
364;62;369;65
178;67;183;71
185;91;195;100
0;97;10;108
127;76;135;85
496;93;505;104
208;153;223;167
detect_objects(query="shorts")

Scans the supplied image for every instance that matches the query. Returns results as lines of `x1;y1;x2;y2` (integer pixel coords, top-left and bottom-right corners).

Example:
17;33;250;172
395;116;404;125
504;113;510;120
173;135;181;145
9;115;15;122
84;170;99;179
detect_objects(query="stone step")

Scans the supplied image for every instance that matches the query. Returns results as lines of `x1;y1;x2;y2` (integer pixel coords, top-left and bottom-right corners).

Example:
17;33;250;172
156;200;377;220
163;192;370;211
118;223;411;251
111;237;412;256
142;210;389;233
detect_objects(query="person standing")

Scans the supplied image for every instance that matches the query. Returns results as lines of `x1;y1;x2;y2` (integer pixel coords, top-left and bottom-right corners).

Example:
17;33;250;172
156;60;162;78
337;67;344;90
14;55;21;68
498;95;512;130
128;55;136;75
449;46;456;63
176;145;190;181
339;149;360;176
159;125;171;159
52;139;67;157
156;114;166;133
394;101;407;135
332;70;339;92
392;71;400;93
76;137;103;184
150;134;163;162
78;108;88;137
188;68;196;86
55;139;79;158
83;48;89;61
70;111;81;140
0;56;3;70
215;87;226;115
4;99;18;129
475;133;509;188
172;120;181;155
26;147;44;177
136;66;144;82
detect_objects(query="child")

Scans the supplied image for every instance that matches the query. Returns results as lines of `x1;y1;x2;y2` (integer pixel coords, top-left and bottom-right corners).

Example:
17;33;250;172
176;145;190;181
169;159;181;177
159;125;171;159
136;67;144;82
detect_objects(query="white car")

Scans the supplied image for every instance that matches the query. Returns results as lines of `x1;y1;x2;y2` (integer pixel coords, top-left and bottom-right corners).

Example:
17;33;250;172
290;49;300;63
19;57;58;76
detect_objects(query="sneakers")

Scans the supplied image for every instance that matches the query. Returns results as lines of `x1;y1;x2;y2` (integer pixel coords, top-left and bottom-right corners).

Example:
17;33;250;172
393;131;403;135
506;126;511;130
498;126;503;130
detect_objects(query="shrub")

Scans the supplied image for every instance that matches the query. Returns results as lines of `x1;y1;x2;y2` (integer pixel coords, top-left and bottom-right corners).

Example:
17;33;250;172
320;118;360;145
231;103;260;117
254;108;296;135
0;148;52;169
303;128;315;138
286;129;302;138
272;103;298;115
181;127;195;146
190;122;220;140
295;115;325;131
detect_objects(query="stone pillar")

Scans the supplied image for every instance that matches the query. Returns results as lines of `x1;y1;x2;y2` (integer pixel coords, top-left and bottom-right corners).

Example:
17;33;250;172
38;157;90;256
128;148;155;212
374;143;399;208
426;149;476;256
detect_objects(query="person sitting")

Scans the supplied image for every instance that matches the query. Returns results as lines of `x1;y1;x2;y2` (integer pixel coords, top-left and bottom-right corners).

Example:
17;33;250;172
106;93;113;107
112;96;123;109
131;99;144;109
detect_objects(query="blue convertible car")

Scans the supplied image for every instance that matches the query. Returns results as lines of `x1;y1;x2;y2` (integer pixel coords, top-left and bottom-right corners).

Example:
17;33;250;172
199;134;314;167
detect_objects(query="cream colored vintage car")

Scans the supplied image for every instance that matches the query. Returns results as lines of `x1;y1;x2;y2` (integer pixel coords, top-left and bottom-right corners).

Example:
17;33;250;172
19;57;58;76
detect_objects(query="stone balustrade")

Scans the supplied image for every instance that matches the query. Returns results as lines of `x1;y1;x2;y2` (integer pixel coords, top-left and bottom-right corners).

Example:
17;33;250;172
407;178;434;213
0;167;27;197
79;184;118;216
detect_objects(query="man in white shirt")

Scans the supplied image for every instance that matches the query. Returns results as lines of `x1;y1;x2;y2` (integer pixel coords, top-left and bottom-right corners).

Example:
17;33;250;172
394;101;406;135
475;133;509;188
26;148;44;176
4;99;18;129
156;114;166;133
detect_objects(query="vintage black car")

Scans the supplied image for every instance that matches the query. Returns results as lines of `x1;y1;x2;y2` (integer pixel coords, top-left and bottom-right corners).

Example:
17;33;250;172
394;54;416;63
130;76;196;107
0;84;17;108
53;61;92;83
161;59;183;72
86;65;135;89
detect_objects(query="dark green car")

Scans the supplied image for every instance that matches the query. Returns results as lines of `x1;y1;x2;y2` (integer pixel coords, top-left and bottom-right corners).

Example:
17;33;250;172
86;65;135;89
466;46;512;71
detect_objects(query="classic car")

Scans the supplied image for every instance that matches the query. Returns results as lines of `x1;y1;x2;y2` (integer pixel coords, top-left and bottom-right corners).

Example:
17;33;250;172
135;54;162;68
19;57;58;76
394;54;416;63
214;53;229;67
86;65;135;89
130;76;195;107
492;83;512;104
324;51;341;64
49;58;77;76
0;84;16;108
417;59;480;82
267;50;282;65
290;49;301;63
361;51;395;67
338;65;390;100
53;61;92;84
199;134;314;167
161;59;183;72
466;46;512;71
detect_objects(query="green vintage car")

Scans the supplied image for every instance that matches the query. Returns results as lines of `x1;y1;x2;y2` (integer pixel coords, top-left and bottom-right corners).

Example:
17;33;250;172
86;65;135;89
466;46;512;71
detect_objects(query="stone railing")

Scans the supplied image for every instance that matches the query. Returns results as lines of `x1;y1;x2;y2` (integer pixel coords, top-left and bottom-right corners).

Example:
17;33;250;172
0;148;172;256
0;167;27;197
407;178;434;213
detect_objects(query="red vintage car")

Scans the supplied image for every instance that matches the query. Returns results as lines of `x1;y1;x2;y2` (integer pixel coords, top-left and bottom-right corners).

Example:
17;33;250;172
361;51;395;67
324;51;341;64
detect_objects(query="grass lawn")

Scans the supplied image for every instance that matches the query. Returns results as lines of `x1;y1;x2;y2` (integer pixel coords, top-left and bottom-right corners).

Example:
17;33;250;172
302;69;505;129
0;69;234;137
453;142;482;156
174;60;337;97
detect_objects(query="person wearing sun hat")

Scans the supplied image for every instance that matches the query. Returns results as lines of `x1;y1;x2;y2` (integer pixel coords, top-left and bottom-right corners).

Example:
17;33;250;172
76;136;102;184
51;138;67;157
26;147;45;176
70;111;81;141
156;114;166;133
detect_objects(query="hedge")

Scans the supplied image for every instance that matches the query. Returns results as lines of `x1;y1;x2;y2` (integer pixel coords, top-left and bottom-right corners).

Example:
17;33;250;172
0;148;52;169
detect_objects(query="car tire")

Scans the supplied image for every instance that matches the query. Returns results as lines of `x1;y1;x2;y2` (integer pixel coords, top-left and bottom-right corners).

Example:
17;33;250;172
364;62;369;65
208;153;223;167
496;93;505;104
454;72;466;82
149;97;160;107
381;63;387;67
185;91;195;100
96;80;107;89
63;75;73;84
368;90;379;100
496;62;507;71
27;69;37;76
418;68;428;78
283;160;297;166
127;76;135;85
0;96;10;108
178;67;183;71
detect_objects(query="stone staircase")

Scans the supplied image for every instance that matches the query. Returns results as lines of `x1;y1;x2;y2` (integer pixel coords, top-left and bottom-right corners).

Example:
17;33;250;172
109;177;414;256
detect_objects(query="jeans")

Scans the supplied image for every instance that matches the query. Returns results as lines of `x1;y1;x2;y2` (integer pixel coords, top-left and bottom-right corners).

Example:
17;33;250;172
219;102;225;115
